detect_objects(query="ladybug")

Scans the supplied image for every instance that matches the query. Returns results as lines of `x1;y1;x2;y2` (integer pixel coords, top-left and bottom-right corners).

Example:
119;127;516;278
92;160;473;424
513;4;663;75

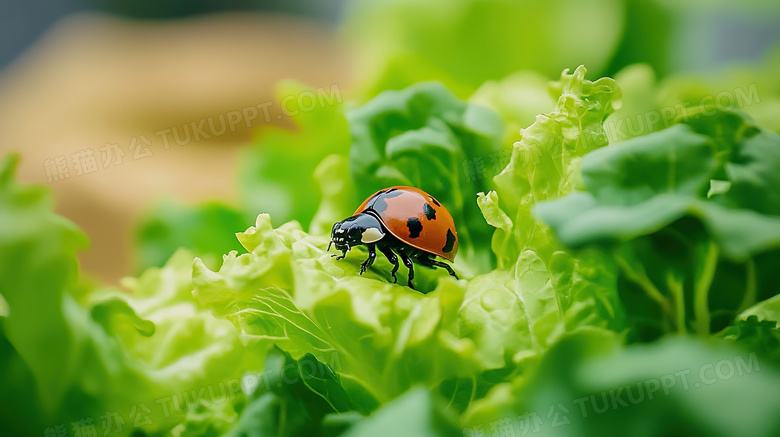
328;186;458;289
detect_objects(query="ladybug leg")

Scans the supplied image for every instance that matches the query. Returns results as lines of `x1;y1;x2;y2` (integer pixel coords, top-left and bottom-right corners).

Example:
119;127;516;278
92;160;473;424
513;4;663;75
359;244;377;275
332;246;349;260
415;253;459;279
397;250;415;290
378;245;399;283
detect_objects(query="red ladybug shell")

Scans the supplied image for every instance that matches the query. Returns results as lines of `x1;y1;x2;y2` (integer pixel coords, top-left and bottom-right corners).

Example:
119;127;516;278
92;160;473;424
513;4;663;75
354;186;458;262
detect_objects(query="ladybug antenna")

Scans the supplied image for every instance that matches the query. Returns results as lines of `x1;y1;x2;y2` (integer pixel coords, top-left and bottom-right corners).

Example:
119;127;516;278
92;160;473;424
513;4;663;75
327;240;333;252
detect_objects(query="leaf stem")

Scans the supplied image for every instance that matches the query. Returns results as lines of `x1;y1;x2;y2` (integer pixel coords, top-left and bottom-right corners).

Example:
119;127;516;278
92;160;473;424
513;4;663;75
615;254;672;318
693;241;718;337
737;258;757;313
666;273;687;334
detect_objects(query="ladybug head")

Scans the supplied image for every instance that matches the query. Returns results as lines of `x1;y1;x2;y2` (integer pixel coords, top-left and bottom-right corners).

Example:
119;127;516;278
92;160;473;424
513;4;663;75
329;212;386;252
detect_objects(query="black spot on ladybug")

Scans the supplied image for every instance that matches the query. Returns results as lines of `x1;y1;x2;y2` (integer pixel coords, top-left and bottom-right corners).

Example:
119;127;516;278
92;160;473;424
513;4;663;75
423;203;437;220
368;190;404;214
429;196;441;207
442;229;456;253
407;218;423;238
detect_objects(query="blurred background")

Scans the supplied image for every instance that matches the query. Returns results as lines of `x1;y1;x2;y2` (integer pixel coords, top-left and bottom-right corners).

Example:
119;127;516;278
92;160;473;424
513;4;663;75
1;0;778;286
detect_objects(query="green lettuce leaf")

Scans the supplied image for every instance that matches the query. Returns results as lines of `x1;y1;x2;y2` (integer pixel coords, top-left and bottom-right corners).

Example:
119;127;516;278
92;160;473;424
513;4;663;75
464;329;780;437
227;345;353;437
740;294;780;325
89;249;249;403
167;398;239;437
458;66;624;370
341;387;461;437
0;154;155;435
469;71;556;147
193;213;480;412
0;154;87;434
0;155;255;436
486;65;622;267
718;315;780;366
536;110;780;340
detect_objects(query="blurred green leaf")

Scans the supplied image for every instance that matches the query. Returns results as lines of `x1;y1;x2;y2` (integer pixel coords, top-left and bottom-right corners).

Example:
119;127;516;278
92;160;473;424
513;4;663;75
344;0;625;99
227;345;354;437
469;71;556;146
341;388;461;437
608;49;780;144
527;333;780;437
0;155;254;435
136;200;246;271
465;330;780;437
309;154;359;237
718;315;780;366
603;0;675;77
240;80;351;231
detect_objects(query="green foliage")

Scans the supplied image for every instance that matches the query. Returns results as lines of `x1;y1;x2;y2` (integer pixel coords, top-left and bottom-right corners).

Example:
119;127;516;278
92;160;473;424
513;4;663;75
134;80;353;270
340;388;461;437
0;155;253;435
607;50;780;144
136;200;246;271
465;330;780;437
226;346;354;437
343;0;625;99
5;25;780;434
719;315;780;365
468;66;626;361
239;80;352;230
347;82;504;274
537;110;780;340
469;71;557;146
192;214;479;407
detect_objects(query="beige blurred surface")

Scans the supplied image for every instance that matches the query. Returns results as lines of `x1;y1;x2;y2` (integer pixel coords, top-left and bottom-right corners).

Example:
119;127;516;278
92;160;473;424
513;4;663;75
0;12;352;285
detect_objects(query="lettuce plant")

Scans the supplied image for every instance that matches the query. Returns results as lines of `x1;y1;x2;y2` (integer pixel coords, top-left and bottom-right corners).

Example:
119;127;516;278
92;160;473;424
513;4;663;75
3;64;780;437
